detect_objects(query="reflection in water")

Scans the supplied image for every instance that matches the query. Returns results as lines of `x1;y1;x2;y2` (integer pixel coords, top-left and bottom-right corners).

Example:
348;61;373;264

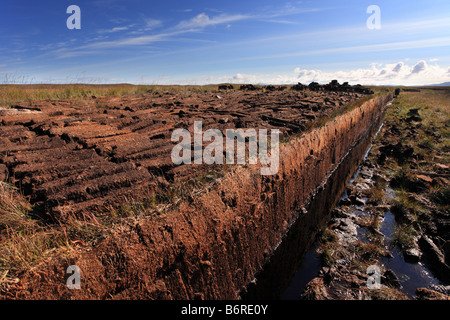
380;210;441;298
240;118;441;300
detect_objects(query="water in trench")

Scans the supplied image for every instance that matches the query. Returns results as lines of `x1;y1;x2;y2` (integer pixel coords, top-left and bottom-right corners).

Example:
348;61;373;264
241;119;379;300
280;242;320;299
242;119;442;300
282;161;442;300
279;153;371;299
280;195;442;300
280;133;378;300
379;207;441;298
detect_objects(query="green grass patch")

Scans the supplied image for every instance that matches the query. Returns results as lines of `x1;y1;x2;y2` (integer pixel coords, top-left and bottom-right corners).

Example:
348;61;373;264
393;223;418;249
317;227;339;267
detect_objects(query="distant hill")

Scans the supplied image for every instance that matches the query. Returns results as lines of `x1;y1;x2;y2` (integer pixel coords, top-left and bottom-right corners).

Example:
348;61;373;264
430;82;450;86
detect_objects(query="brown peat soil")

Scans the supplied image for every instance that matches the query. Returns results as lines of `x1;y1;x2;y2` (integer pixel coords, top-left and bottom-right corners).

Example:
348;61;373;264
3;83;435;300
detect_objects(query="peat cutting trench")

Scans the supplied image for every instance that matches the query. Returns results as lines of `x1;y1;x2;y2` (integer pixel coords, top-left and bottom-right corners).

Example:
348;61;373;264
1;86;393;299
242;99;391;300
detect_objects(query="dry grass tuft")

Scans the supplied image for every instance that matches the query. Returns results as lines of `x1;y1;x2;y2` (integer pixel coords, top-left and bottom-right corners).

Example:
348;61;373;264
0;84;221;107
0;182;66;292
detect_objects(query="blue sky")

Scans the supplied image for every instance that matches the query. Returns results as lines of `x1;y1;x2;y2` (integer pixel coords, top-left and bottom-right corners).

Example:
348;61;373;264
1;0;449;85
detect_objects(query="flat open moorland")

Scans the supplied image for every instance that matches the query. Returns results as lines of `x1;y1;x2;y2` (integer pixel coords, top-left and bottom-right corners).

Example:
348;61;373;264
0;84;370;218
0;83;376;297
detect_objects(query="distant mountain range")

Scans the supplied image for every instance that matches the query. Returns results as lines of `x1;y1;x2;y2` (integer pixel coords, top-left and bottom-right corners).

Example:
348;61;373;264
430;82;450;86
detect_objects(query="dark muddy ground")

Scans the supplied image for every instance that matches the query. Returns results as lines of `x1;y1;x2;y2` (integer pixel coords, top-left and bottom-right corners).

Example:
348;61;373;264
301;88;450;300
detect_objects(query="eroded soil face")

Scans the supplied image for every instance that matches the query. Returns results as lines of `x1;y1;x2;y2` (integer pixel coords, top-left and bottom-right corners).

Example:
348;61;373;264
0;88;364;219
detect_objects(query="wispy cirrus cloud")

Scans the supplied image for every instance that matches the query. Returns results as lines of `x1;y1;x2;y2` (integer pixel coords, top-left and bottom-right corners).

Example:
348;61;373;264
79;32;171;49
39;3;328;59
174;3;327;30
88;4;327;48
144;19;163;29
97;24;136;34
175;13;250;30
50;12;250;55
97;19;162;35
260;37;450;60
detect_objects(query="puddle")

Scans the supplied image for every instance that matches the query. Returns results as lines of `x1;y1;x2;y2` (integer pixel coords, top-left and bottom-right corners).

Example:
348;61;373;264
279;140;443;300
380;210;442;298
241;121;443;300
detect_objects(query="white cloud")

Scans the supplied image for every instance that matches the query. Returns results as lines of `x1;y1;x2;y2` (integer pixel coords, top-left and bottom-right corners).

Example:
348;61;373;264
98;24;135;34
175;13;249;30
411;60;427;74
292;60;450;85
137;60;450;86
111;26;129;32
392;62;404;73
144;19;162;29
64;12;246;53
78;32;175;49
96;19;161;36
260;37;450;60
259;19;300;25
174;5;324;31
